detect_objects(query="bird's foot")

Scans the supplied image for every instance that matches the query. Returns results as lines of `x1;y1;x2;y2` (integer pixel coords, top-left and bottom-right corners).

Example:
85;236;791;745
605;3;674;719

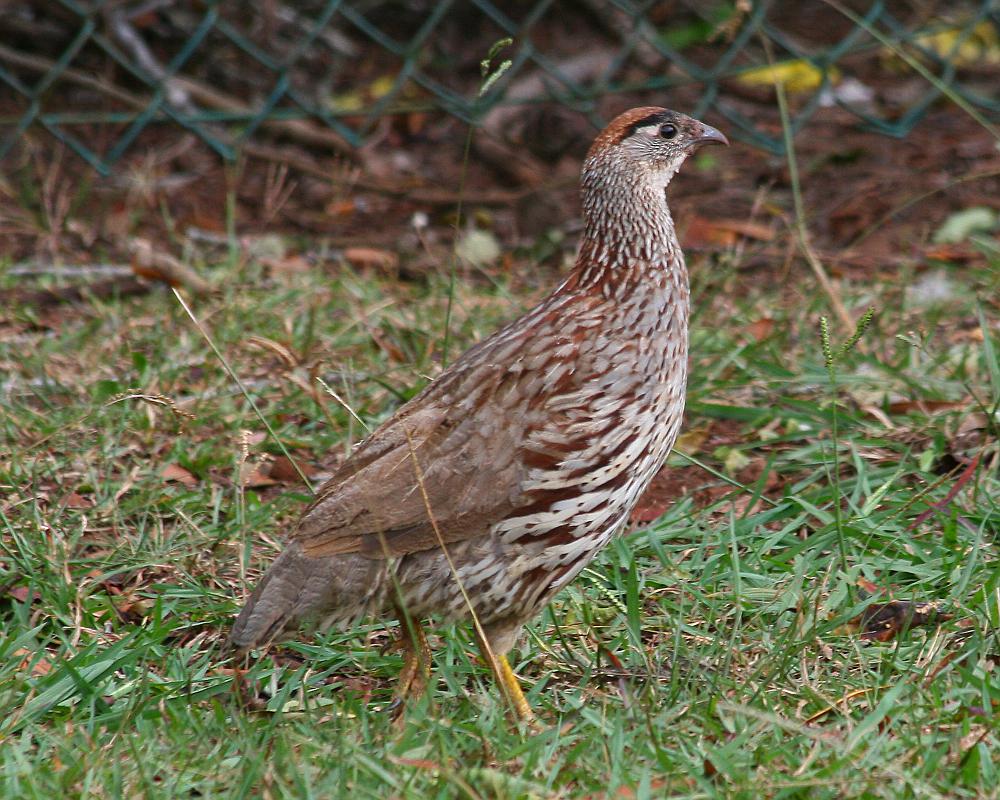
384;613;432;720
472;627;539;729
495;653;538;728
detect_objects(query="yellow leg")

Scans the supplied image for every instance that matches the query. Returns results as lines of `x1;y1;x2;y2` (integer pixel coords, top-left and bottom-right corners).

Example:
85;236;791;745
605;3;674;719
473;627;535;724
386;608;432;717
496;653;535;724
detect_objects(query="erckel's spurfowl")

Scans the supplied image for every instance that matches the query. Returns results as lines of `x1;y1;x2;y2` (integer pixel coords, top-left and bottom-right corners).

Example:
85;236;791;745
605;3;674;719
229;107;728;722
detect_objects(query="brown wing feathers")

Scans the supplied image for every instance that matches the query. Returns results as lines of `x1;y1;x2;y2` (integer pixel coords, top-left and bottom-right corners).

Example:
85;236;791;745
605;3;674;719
294;393;524;559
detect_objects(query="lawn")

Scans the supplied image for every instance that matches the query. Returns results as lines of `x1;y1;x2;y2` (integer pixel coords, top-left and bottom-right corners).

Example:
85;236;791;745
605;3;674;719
1;120;998;798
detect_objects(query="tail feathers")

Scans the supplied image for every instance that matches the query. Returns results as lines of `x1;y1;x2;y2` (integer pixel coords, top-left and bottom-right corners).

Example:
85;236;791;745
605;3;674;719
228;544;328;653
228;544;387;653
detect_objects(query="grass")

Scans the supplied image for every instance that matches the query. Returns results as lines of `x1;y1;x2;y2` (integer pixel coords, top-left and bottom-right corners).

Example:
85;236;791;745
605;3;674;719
1;189;999;798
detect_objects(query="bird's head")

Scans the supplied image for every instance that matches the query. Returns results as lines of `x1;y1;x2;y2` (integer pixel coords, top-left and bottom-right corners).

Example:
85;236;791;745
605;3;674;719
584;107;728;192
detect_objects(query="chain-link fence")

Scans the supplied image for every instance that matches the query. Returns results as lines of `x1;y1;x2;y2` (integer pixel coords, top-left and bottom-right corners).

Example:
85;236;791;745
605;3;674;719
2;1;998;174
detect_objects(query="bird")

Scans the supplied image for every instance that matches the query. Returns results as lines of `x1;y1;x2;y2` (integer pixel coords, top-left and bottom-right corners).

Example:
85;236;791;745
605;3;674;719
228;107;728;722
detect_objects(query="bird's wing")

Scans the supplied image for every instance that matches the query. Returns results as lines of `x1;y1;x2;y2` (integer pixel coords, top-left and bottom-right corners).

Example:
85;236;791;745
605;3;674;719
291;288;612;560
292;363;527;559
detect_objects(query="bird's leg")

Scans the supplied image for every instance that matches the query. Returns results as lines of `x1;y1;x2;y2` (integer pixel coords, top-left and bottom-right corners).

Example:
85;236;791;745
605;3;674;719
472;625;535;725
496;652;535;724
385;602;432;717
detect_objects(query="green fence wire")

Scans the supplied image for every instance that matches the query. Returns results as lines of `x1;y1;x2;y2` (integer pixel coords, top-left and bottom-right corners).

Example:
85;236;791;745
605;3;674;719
2;0;998;174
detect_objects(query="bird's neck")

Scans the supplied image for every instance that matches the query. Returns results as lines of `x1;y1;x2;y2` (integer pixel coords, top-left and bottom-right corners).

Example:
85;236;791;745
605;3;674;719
572;178;684;295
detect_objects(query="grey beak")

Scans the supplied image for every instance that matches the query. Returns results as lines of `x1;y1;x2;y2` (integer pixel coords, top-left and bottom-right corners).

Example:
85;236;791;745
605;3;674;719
694;123;729;147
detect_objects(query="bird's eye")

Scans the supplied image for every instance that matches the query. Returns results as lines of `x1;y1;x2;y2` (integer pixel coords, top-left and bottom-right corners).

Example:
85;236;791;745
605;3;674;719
659;123;678;140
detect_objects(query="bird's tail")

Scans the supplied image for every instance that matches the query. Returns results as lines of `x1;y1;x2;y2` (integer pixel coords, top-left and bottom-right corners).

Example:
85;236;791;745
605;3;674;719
228;543;388;653
227;543;329;653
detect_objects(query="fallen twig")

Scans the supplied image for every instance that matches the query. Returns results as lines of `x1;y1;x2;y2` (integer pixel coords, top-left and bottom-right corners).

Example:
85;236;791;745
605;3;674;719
0;278;151;309
128;237;212;294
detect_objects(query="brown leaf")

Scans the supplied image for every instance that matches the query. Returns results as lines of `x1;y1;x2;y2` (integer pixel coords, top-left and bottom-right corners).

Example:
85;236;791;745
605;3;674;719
958;725;990;756
161;463;198;488
4;585;37;604
887;399;968;415
325;199;358;218
343;246;399;272
955;413;990;436
684;216;737;248
578;777;674;799
13;648;52;676
261;254;312;275
850;580;954;642
240;462;278;489
684;215;775;248
267;455;316;484
370;328;406;363
673;426;709;456
62;491;94;509
110;592;151;624
745;317;775;342
337;675;377;700
182;209;227;234
859;600;952;641
710;218;776;241
922;242;980;262
247;335;299;368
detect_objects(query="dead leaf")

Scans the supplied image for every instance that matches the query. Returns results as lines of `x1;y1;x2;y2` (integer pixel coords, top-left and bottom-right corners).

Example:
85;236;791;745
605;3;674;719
370;328;406;363
455;229;501;266
343;247;399;272
950;326;985;344
737;60;838;93
261;254;312;275
846;580;954;642
709;218;775;242
887;399;969;415
857;600;952;642
684;217;737;248
745;317;775;342
958;726;991;758
325;199;358;218
62;491;93;509
955;413;990;437
108;588;152;623
240;462;278;489
13;648;52;676
922;242;980;263
267;455;315;484
673;426;709;456
3;585;37;604
161;463;198;488
578;777;675;799
247;335;299;368
684;216;775;248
